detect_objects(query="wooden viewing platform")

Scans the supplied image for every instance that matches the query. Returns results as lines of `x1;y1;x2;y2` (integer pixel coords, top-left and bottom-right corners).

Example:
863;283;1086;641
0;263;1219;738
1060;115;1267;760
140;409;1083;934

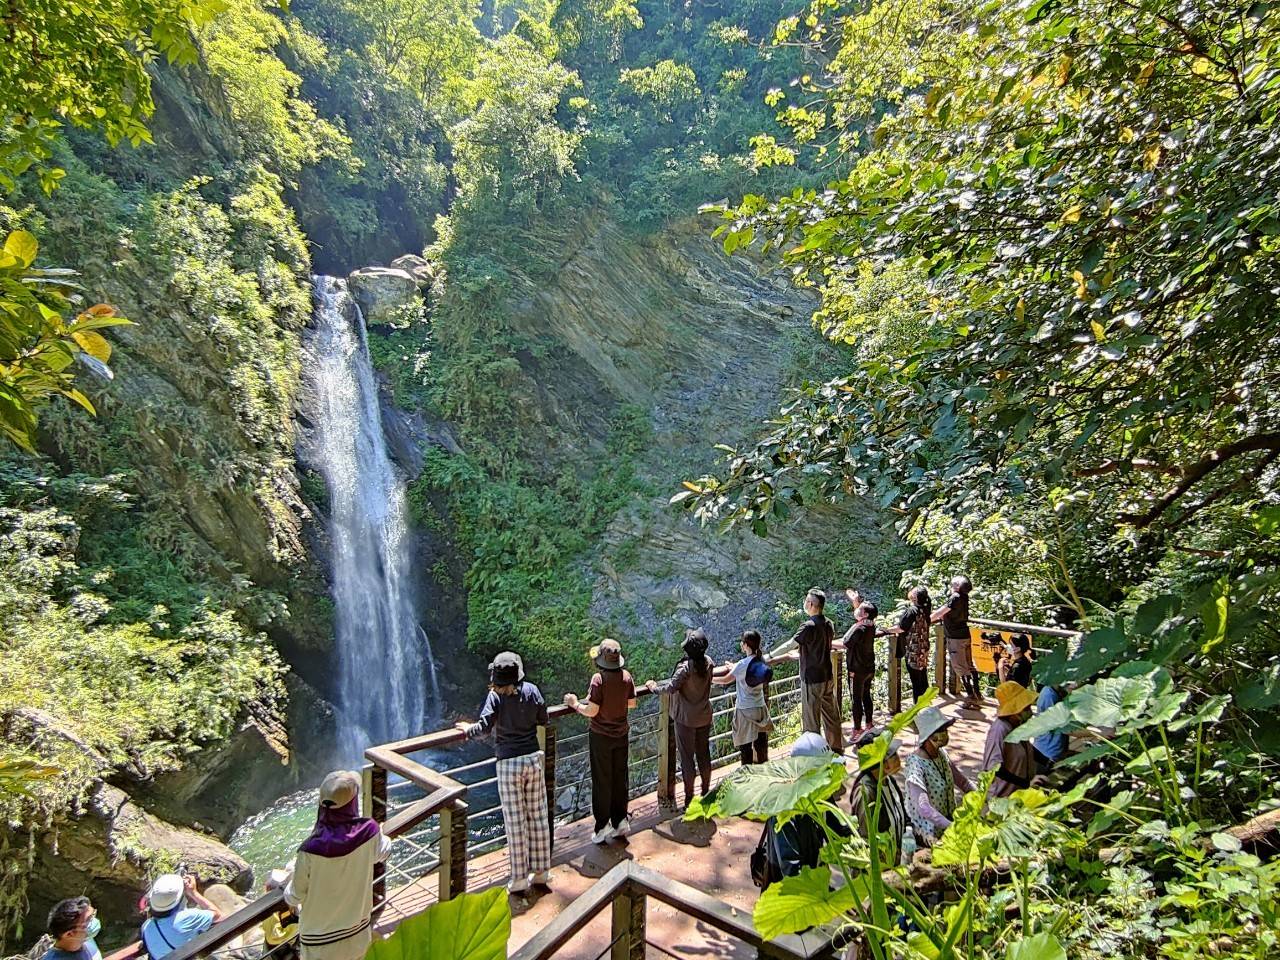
377;691;998;959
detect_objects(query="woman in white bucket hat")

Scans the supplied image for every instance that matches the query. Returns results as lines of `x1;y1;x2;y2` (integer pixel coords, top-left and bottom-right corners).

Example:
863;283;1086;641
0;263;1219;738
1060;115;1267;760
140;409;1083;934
903;706;974;846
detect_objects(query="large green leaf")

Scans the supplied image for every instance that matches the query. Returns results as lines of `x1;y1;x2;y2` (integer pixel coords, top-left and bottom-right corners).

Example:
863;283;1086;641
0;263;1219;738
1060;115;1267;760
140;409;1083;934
686;755;847;822
752;865;857;939
1005;932;1066;960
366;888;509;960
1007;663;1185;743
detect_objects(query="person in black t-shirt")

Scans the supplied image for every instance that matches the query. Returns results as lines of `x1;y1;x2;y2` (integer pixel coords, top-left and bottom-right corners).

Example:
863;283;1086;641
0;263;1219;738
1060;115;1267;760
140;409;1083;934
932;575;981;703
779;588;843;751
837;594;878;732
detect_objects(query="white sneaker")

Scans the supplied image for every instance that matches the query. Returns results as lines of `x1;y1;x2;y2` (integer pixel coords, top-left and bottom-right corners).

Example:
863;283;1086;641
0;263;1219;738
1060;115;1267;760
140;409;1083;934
613;817;631;837
507;879;530;894
531;870;552;885
592;826;614;844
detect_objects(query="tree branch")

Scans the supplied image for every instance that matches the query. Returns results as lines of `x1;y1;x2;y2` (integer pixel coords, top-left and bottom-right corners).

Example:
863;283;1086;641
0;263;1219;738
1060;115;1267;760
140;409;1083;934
1121;432;1280;528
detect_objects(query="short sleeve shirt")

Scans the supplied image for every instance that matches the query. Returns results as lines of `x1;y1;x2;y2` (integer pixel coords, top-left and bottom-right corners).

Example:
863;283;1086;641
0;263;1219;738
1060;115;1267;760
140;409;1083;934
899;607;932;671
843;622;876;674
44;943;102;960
588;669;635;738
793;616;834;683
941;591;969;639
142;909;216;959
730;657;766;709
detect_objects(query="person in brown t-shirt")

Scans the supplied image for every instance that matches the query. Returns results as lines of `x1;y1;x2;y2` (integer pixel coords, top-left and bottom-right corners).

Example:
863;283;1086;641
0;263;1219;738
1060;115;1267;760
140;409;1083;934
564;639;655;843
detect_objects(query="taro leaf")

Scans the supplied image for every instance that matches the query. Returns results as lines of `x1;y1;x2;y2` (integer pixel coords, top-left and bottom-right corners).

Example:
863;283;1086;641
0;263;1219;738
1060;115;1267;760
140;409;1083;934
1124;745;1170;775
752;864;857;939
365;888;509;960
1132;593;1179;637
1036;624;1131;686
1006;932;1067;960
685;755;846;823
1199;579;1228;653
1167;694;1229;731
1005;699;1075;744
1236;665;1280;711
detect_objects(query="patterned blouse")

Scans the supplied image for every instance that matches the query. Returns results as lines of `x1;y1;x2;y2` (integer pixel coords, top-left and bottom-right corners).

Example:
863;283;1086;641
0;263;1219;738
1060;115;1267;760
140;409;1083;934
903;748;970;846
900;606;932;671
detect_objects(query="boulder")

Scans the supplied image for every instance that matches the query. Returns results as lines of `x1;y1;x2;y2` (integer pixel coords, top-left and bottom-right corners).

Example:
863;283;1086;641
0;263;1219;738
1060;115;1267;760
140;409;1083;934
25;783;252;943
389;254;437;289
347;267;422;328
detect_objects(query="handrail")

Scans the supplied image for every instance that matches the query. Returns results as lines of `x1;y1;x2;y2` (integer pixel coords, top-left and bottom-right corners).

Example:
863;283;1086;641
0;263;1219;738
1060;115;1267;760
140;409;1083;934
167;889;286;960
509;860;837;960
970;616;1079;640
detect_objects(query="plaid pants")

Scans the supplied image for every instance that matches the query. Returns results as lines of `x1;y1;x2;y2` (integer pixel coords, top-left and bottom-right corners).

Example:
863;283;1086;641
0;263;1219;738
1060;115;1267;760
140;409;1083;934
496;750;550;885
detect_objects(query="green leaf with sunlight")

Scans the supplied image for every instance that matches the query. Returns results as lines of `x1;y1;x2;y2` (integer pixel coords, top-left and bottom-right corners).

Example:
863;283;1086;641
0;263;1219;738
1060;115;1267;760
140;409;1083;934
365;888;509;960
686;755;846;822
752;865;857;940
1005;932;1067;960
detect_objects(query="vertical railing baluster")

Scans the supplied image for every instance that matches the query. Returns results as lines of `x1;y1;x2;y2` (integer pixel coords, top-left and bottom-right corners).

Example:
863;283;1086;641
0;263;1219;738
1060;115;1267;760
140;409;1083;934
656;691;676;811
438;800;468;901
831;648;844;726
934;623;950;695
611;885;646;960
367;762;388;911
539;722;557;856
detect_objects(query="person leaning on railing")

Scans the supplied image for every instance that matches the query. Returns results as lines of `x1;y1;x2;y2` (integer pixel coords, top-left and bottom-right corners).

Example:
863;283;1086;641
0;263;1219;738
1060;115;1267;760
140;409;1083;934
885;585;933;705
773;587;843;751
284;770;390;960
835;593;878;735
564;639;657;845
652;629;715;810
455;651;552;894
711;630;775;766
932;575;982;705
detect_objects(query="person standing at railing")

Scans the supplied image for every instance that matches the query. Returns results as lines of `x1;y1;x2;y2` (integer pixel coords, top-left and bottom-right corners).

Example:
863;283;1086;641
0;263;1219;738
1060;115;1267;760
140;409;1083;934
285;770;390;960
836;595;878;735
932;575;982;705
886;585;933;704
712;630;774;765
456;651;552;894
564;639;656;844
655;628;715;809
776;588;843;751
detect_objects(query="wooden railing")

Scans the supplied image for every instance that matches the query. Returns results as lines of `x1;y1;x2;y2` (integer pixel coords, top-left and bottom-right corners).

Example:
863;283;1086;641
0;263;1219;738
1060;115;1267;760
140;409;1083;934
509;860;839;960
149;612;1076;960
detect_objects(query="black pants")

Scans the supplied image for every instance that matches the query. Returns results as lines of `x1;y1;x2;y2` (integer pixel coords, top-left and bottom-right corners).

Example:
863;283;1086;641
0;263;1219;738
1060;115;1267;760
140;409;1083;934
589;730;629;831
907;665;929;703
675;722;711;801
848;670;874;728
739;732;769;766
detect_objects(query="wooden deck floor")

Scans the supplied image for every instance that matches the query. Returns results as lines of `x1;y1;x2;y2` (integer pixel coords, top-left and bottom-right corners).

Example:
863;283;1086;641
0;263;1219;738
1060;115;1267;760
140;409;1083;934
377;692;996;958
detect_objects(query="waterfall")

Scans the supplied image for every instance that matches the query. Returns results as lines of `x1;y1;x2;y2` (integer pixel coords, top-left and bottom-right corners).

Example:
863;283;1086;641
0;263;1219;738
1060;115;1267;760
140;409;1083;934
304;275;435;761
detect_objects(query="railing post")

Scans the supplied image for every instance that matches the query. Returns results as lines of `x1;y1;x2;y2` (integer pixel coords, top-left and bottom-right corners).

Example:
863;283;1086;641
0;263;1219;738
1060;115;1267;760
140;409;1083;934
656;692;676;811
934;624;950;695
831;648;844;724
539;722;557;856
438;800;468;901
610;885;646;960
888;640;902;716
366;763;387;910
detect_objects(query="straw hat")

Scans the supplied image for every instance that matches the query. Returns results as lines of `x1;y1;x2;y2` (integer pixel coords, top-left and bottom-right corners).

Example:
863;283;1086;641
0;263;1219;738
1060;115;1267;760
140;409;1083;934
593;638;625;670
913;706;955;743
995;681;1037;718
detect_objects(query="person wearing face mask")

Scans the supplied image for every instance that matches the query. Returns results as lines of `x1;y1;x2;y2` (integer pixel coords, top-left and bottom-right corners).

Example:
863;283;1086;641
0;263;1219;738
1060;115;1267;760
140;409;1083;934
903;707;974;847
983;682;1039;799
42;897;102;960
998;634;1034;688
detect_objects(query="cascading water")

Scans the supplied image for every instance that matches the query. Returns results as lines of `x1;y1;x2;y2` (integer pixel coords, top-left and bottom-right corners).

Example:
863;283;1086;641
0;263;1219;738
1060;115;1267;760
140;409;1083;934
304;275;435;760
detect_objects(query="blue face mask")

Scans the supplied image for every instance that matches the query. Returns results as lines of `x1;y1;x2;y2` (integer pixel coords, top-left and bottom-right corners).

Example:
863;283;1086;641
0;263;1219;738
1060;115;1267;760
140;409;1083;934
85;916;102;941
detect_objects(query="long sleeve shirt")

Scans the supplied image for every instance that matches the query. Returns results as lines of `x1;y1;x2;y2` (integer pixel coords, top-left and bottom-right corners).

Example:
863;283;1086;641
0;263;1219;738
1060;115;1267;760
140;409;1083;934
464;682;548;759
286;832;391;960
983;717;1036;798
